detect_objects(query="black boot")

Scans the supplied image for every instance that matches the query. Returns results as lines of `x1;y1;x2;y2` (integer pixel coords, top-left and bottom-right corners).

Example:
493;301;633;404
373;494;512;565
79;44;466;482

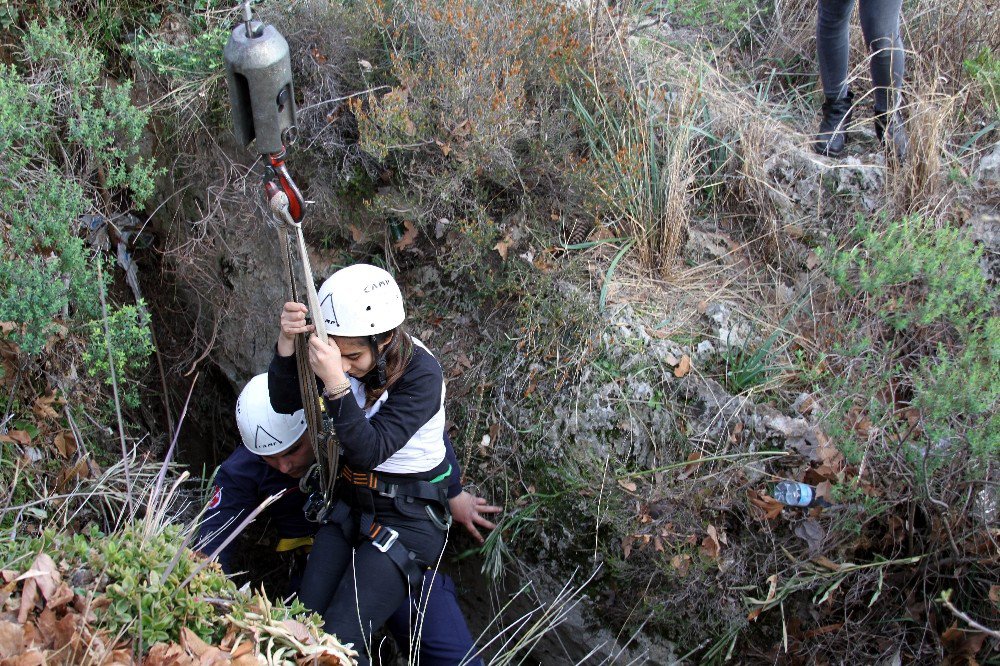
874;111;908;162
814;91;854;158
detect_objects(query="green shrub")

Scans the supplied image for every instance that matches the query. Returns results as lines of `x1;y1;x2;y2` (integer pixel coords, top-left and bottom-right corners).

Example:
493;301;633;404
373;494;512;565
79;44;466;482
0;524;236;645
0;20;158;360
82;301;156;409
822;215;999;469
964;48;1000;116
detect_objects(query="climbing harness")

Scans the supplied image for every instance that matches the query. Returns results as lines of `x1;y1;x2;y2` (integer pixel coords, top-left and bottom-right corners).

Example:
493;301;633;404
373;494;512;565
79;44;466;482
224;1;339;512
326;465;453;587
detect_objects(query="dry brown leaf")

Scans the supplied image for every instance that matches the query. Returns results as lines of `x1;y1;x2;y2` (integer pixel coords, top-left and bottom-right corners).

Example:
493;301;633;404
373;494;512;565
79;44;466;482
229;641;253;659
941;624;987;664
52;431;76;459
493;236;512;261
436;140;452;157
701;525;721;559
52;612;82;652
310;46;327;64
616;479;637;493
989;585;1000;604
621;535;635;560
0;621;24;658
677;452;703;480
812;555;842;572
393;221;418;251
34;609;56;650
231;655;258;666
180;628;212;658
17;580;38;625
0;431;31;446
55;459;91;494
673;355;691;378
747;574;779;622
402;117;416;136
347;225;365;243
280;619;312;644
9;648;46;665
32;393;63;421
106;649;134;665
197;646;228;665
794;519;825;556
748;490;783;521
451;119;473;137
801;623;843;639
670;554;691;576
146;642;195;666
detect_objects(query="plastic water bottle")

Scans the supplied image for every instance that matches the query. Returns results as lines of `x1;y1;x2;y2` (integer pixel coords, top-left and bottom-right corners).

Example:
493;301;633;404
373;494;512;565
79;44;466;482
773;481;814;507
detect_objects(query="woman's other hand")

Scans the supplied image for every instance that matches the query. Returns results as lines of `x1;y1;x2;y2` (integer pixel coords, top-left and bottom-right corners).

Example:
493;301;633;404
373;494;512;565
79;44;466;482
448;491;501;544
277;302;312;357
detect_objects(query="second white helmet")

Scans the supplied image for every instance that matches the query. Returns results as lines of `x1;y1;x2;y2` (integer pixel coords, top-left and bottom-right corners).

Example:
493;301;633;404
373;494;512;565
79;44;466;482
236;374;307;455
317;264;405;337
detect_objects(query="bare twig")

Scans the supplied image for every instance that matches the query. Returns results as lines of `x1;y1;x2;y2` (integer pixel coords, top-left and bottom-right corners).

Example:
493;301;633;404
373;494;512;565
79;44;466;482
940;590;1000;639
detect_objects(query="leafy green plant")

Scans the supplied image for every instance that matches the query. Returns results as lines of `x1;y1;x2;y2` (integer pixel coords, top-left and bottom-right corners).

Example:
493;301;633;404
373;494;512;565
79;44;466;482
0;20;158;362
83;301;155;409
0;524;235;645
822;214;999;468
824;215;992;333
964;48;1000;115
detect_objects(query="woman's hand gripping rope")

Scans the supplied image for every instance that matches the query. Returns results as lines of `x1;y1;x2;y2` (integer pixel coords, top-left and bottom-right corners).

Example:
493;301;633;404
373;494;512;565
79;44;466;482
277;301;349;390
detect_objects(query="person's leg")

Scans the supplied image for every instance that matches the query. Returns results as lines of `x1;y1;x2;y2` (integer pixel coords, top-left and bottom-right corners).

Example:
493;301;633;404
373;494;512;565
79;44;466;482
325;513;447;666
857;0;907;157
323;541;416;666
385;572;483;666
857;0;904;113
815;0;860;156
296;522;354;617
816;0;857;100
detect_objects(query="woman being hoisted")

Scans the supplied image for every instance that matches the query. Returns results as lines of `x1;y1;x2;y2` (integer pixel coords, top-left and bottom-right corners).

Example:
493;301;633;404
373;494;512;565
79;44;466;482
268;263;453;663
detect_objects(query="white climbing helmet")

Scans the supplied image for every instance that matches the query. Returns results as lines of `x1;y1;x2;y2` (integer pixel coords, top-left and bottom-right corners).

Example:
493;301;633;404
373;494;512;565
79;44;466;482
235;374;307;456
317;264;405;337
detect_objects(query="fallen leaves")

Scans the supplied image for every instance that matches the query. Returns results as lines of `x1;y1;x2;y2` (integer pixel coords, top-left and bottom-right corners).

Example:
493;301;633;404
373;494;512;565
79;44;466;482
747;574;779;622
1;550;360;666
393;220;418;250
53;431;76;459
32;393;63;421
700;524;726;560
616;479;638;493
748;490;784;521
673;355;691;378
493;236;513;261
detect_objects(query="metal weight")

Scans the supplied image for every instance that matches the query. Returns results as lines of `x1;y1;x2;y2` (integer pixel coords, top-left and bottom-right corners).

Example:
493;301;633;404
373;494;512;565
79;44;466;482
223;18;297;154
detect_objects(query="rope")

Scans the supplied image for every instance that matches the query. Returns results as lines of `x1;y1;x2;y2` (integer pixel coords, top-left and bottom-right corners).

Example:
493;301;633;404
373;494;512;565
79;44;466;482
271;193;340;496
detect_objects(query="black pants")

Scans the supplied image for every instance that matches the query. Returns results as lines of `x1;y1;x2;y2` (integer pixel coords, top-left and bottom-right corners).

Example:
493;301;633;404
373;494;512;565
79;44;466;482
298;496;447;666
817;0;904;112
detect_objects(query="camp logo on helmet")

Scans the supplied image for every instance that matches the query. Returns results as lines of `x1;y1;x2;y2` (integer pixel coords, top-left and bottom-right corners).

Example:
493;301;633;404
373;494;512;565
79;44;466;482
254;425;284;452
208;486;222;510
320;292;339;327
364;279;392;293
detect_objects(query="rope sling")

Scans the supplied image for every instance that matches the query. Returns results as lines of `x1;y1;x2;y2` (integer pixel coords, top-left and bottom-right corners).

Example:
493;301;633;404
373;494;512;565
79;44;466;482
268;181;340;510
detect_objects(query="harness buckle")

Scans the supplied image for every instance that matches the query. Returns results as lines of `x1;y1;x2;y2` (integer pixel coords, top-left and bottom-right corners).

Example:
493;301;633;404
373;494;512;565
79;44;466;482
302;492;327;523
379;483;398;499
371;526;400;553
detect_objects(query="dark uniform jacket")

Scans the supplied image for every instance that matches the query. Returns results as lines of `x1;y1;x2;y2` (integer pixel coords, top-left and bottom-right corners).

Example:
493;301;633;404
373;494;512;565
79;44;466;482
197;437;463;573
